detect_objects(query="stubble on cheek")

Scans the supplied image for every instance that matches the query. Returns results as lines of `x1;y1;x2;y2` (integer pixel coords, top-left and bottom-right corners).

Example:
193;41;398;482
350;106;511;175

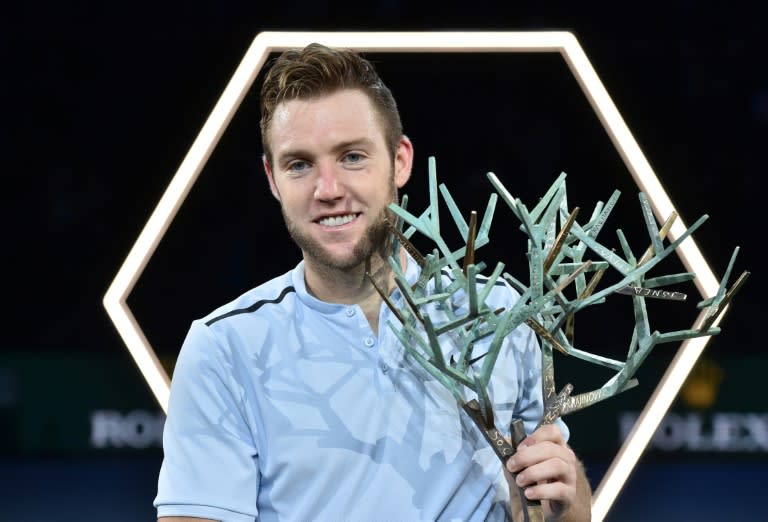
280;182;397;271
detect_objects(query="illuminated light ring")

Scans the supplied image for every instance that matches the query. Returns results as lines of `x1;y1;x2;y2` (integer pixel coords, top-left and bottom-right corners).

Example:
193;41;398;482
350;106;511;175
102;31;722;521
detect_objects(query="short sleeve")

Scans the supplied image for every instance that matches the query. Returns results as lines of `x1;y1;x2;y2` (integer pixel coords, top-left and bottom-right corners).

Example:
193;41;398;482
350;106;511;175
154;320;259;521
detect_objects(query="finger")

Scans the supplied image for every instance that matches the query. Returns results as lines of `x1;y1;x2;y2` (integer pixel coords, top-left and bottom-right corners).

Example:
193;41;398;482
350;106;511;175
522;423;565;447
506;441;576;473
521;479;574;506
514;457;575;489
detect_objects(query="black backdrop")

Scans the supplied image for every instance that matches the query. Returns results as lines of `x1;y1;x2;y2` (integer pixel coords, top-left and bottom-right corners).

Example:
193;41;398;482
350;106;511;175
5;3;762;357
2;2;765;520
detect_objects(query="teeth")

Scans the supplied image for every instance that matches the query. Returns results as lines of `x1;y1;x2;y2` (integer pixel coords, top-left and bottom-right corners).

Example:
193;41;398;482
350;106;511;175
318;214;356;227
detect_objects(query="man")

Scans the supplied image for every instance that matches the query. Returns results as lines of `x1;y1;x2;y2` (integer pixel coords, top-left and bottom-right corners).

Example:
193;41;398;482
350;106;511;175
155;43;592;521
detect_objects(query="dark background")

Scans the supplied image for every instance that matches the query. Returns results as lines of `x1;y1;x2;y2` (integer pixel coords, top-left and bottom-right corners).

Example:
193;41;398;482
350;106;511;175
2;2;765;521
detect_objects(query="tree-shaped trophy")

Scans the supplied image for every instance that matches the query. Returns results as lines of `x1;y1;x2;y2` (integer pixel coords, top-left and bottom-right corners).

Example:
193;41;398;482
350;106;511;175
368;157;748;522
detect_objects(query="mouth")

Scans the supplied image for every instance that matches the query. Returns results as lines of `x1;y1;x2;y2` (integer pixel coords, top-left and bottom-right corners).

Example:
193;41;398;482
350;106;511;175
315;213;360;228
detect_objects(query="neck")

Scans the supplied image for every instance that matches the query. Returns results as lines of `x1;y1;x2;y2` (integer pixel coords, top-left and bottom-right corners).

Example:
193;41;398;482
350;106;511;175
303;249;405;335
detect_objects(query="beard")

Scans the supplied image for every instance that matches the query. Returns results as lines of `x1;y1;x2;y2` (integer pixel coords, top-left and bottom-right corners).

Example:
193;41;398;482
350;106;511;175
280;189;395;272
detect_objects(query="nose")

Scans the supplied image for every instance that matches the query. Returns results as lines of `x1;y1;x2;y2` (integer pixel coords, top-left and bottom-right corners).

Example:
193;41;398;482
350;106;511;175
314;162;345;201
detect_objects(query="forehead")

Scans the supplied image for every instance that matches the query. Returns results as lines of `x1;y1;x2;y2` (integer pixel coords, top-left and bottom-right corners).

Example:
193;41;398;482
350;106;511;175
268;89;386;154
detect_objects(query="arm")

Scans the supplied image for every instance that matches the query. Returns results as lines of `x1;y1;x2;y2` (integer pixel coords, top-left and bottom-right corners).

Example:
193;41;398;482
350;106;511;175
154;320;260;521
505;423;592;522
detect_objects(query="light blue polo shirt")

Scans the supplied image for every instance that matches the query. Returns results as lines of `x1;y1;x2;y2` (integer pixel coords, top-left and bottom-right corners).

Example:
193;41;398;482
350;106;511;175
155;255;567;521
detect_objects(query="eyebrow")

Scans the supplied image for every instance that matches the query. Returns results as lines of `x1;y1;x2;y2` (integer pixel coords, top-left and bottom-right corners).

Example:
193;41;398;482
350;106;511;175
331;138;375;152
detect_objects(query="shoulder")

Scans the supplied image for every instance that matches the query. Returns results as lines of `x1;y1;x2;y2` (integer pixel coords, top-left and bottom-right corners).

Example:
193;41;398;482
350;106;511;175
175;267;300;371
437;266;522;307
168;268;303;416
479;273;522;305
201;268;298;329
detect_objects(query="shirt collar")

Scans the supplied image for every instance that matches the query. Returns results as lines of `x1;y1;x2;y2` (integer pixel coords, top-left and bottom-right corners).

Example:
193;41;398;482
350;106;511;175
291;251;421;313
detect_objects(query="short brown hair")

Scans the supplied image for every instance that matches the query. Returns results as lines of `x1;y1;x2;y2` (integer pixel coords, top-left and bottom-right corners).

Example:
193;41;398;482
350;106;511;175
260;43;403;165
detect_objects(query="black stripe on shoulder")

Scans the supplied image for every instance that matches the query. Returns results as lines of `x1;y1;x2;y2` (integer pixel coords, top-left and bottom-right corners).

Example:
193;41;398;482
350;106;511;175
483;276;508;288
205;286;296;326
440;267;506;287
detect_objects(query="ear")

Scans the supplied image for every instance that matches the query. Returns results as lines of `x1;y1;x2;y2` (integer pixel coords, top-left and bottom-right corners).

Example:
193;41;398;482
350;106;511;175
263;154;281;201
393;135;414;189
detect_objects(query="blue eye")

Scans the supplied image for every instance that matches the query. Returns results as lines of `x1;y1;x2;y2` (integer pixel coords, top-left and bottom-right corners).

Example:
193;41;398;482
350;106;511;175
288;160;309;172
343;153;363;164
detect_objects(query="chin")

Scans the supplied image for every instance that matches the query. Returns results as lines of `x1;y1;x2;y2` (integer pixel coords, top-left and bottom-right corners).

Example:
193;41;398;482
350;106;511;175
287;212;389;272
314;251;367;271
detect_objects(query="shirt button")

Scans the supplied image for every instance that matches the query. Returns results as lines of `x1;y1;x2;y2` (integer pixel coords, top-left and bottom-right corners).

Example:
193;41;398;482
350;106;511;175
380;363;389;374
364;337;375;347
345;307;355;317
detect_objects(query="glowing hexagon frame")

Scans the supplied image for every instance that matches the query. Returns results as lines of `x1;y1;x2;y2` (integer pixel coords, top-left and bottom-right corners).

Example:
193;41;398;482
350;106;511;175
103;31;725;521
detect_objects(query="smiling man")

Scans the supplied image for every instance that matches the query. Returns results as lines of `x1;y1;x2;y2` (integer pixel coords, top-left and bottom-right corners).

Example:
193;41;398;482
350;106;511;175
264;87;412;329
154;43;592;522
